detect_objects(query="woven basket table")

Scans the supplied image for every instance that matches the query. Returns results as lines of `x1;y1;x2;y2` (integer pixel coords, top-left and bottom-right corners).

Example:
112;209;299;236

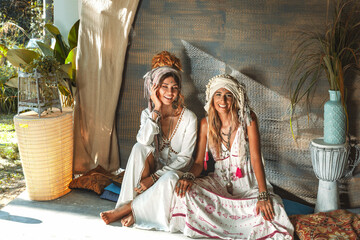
14;108;73;201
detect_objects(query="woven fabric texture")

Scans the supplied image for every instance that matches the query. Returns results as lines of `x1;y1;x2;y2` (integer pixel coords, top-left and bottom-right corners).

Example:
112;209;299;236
116;0;360;207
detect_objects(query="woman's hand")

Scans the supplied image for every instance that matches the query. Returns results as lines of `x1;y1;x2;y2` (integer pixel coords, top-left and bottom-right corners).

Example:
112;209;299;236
150;84;162;110
134;176;154;194
256;199;275;221
175;179;194;198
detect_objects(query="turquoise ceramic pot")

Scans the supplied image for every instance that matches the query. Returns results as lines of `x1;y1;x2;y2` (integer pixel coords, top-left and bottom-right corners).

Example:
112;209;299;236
324;90;346;144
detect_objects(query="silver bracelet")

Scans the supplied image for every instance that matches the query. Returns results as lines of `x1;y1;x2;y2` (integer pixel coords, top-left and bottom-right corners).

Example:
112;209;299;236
180;172;195;181
150;173;158;183
152;110;161;118
151;110;161;123
257;191;270;201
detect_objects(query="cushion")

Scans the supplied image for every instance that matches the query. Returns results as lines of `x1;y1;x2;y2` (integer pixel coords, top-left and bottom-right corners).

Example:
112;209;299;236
104;183;121;194
69;165;125;195
100;190;119;202
290;209;360;240
282;199;314;216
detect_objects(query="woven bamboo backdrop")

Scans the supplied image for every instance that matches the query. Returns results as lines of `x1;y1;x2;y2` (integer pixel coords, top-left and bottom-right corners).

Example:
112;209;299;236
116;0;360;208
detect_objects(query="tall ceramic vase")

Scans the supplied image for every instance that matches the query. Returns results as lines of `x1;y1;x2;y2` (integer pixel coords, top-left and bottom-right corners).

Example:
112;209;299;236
324;90;346;144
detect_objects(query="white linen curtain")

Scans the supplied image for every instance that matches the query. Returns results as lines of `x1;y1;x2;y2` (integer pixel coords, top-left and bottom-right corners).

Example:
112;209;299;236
73;0;139;173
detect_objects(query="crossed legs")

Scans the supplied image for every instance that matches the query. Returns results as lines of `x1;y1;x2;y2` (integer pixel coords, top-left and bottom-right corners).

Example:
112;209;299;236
100;152;156;226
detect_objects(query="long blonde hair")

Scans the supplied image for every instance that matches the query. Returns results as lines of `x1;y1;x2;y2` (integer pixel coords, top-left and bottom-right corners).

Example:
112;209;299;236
208;94;240;158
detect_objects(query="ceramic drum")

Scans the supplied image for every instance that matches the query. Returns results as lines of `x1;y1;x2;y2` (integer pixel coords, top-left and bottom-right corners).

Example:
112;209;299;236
310;138;349;181
309;138;349;212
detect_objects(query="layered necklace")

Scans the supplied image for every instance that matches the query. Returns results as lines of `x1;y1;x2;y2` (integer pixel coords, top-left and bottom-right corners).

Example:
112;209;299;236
220;126;233;194
220;126;232;156
159;108;184;164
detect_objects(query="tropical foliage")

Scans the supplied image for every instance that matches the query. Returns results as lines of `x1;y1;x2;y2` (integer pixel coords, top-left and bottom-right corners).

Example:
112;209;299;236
0;66;17;114
0;0;44;44
1;20;80;108
0;0;45;113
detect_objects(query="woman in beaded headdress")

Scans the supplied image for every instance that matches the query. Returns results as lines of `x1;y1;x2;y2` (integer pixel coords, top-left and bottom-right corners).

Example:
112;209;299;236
118;74;293;239
100;51;197;226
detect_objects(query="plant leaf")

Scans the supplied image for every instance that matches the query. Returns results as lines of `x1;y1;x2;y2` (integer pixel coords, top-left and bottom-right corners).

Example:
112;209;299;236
5;77;18;88
60;63;72;79
68;20;80;50
45;23;69;63
65;47;77;80
7;49;40;68
36;41;54;57
45;23;61;36
65;47;77;65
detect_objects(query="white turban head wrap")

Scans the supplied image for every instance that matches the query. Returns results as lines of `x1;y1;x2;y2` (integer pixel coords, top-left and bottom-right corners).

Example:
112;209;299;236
143;66;181;110
204;74;252;126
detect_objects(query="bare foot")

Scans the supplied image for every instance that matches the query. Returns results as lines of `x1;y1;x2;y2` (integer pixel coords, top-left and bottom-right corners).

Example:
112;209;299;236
100;203;132;225
100;210;122;224
121;213;135;227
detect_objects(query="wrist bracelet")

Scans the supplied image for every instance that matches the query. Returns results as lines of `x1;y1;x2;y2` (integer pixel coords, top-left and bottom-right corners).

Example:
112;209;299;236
257;191;270;201
151;110;161;123
150;173;158;183
152;110;161;118
180;172;195;181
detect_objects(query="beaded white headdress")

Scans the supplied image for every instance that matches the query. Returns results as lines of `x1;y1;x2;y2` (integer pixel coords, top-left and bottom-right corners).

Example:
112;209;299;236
203;74;253;171
204;74;252;126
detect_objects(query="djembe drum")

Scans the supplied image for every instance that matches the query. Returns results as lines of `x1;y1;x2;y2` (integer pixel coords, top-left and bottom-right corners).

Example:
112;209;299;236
309;138;349;213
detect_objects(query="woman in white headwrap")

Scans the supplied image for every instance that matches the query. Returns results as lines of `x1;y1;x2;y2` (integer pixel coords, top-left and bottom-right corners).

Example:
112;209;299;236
122;74;293;239
100;56;197;226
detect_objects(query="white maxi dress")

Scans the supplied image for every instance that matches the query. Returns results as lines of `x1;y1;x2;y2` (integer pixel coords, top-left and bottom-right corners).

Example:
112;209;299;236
132;125;294;239
116;107;197;208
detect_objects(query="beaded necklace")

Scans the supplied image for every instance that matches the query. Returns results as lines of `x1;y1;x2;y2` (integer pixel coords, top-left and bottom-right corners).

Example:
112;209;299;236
220;126;233;194
159;108;185;164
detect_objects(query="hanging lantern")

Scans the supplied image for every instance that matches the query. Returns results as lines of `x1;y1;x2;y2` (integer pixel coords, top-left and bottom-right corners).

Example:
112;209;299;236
17;69;62;117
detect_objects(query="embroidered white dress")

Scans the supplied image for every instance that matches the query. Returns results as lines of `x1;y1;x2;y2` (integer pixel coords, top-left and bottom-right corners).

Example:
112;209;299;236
115;107;197;209
132;125;294;239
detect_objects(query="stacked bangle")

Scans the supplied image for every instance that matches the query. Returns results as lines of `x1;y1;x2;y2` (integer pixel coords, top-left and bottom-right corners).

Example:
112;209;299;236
150;173;159;183
180;172;195;181
153;109;161;118
257;191;270;201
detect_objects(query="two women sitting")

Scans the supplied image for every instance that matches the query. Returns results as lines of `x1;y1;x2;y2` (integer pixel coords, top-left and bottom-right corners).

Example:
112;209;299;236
101;51;294;239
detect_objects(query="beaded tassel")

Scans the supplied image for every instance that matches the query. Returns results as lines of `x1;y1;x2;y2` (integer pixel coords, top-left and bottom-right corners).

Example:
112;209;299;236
204;151;209;170
236;167;243;178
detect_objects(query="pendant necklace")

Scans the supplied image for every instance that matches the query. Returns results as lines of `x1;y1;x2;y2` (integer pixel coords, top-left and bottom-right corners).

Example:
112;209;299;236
220;126;233;194
221;126;232;153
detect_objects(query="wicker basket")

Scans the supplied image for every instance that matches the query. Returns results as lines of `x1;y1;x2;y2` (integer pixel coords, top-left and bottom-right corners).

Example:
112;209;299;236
14;108;73;201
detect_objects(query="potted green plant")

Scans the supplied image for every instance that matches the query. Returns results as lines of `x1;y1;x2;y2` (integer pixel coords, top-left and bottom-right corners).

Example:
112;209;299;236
42;20;80;103
1;20;79;108
5;48;64;116
288;0;360;144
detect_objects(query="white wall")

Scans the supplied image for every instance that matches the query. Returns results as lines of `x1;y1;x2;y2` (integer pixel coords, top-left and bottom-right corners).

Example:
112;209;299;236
54;0;81;43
